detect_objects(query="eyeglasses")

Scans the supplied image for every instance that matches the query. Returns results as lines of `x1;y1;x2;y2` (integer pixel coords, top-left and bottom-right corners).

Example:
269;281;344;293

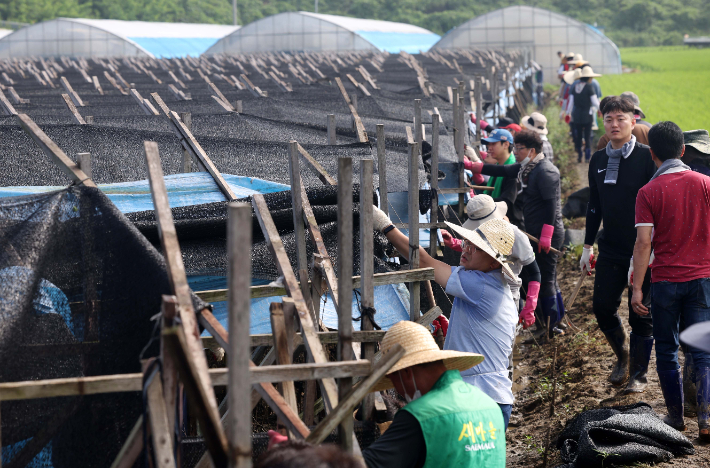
462;240;478;253
514;146;529;153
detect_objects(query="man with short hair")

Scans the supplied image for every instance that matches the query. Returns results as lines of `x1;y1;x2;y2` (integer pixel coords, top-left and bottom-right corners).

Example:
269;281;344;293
631;121;710;441
582;96;656;393
597;93;650;149
480;129;520;228
468;130;566;338
362;321;506;467
522;112;554;161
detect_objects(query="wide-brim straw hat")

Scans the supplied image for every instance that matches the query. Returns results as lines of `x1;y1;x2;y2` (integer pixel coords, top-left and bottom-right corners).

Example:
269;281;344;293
463;195;507;231
563;68;582;85
444;218;516;280
372;321;484;391
578;66;601;79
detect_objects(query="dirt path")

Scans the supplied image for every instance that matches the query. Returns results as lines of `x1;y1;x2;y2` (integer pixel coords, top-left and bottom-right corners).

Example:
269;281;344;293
506;162;710;467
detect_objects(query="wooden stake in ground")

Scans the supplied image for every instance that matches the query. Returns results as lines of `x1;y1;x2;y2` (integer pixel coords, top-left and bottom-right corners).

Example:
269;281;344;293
408;142;421;320
227;202;252;468
376;124;388;215
359;158;376;420
565;269;589;311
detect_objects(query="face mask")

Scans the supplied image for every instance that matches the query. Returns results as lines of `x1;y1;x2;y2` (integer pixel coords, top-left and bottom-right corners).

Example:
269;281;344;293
398;371;423;403
520;148;534;165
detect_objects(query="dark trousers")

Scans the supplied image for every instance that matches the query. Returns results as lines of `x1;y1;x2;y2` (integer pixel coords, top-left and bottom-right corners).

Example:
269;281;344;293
653;278;710;372
592;256;653;336
573;122;593;162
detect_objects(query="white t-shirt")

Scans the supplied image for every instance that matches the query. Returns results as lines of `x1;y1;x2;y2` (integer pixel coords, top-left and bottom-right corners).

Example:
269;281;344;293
506;226;536;302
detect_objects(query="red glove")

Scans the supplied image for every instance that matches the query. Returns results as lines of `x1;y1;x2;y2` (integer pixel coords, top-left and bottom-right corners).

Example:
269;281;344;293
538;224;554;254
564;115;571;124
432;315;449;337
480;120;491;131
519;281;540;329
267;430;288;449
470;114;477;124
468;162;484;174
586;253;597;276
471;173;486;185
441;230;463;251
463;159;474;170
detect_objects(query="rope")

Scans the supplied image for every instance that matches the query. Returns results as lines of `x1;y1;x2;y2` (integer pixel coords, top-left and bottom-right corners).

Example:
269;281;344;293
352;289;381;330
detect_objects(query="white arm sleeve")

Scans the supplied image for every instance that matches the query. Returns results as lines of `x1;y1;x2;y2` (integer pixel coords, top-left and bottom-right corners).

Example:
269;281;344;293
566;95;574;115
591;94;600;109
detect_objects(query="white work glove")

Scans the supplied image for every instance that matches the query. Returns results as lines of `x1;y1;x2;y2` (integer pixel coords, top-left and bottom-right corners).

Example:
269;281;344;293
372;206;393;233
580;246;593;272
464;145;480;163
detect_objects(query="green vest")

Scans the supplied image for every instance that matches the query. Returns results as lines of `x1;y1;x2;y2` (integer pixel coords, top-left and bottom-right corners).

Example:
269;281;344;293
401;370;506;468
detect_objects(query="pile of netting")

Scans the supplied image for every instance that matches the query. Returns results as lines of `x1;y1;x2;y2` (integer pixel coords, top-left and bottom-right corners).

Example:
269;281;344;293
0;186;208;467
554;403;695;467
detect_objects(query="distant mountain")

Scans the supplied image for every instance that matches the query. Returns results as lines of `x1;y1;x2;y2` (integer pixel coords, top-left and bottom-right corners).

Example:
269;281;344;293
1;0;708;47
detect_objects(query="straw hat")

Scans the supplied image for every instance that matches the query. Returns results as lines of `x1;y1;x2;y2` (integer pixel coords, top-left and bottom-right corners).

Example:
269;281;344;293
563;68;582;85
578;66;601;79
372;321;484;391
463;195;507;231
572;54;584;65
523;112;549;135
444;218;516;280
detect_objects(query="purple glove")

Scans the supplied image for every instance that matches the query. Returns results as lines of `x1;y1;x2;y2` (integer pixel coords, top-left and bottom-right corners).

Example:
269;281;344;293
519;281;540;329
538;224;554;254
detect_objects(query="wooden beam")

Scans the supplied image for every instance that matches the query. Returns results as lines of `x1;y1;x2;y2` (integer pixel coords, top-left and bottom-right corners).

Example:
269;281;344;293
199;309;310;439
15;114;96;188
0;89;17;115
195;267;436;302
227;202;252;468
337;157;355;453
270;301;299;435
296;143;336;186
376;124;388;215
334;77;368;143
359;158;376;421
61;93;86;125
429;115;440;257
143;141;228;468
145;371;176;468
109;417;144;468
408;142;420;320
251;194;340;412
306;344;405;445
149;93;236;201
241;329;385;348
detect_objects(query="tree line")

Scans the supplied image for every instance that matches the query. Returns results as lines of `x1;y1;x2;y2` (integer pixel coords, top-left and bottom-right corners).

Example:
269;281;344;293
1;0;708;47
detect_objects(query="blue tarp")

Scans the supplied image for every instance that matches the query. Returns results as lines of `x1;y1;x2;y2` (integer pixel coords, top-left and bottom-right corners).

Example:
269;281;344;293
128;37;222;58
0;173;290;213
188;276;411;335
355;31;441;54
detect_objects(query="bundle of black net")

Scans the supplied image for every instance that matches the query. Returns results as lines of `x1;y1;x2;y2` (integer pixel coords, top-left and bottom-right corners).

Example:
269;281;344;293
0;186;207;468
127;184;398;280
554;402;695;467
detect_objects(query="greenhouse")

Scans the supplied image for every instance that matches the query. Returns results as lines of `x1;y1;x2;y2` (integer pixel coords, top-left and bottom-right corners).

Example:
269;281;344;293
0;18;239;59
204;11;440;55
432;6;621;83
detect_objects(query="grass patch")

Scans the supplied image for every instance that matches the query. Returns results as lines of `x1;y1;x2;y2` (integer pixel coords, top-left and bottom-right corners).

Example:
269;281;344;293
596;46;710;131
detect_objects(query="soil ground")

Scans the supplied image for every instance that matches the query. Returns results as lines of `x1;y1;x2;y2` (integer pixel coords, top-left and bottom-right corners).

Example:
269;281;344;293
506;161;710;467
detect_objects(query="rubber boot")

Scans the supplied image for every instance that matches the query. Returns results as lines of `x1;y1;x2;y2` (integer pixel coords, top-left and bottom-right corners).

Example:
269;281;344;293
602;326;629;385
683;349;698;417
623;333;654;394
696;367;710;441
584;146;591;163
658;368;687;431
555;290;567;330
540;295;564;339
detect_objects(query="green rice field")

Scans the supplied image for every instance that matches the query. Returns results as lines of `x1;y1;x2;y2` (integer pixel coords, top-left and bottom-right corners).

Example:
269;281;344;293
595;46;710;131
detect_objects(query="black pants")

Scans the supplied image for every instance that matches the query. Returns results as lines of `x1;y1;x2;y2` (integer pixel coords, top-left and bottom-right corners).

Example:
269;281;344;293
573;122;593;162
592;256;653;336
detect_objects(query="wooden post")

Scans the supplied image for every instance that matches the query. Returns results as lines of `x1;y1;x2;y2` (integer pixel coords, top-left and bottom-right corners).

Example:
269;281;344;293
235;100;243;113
143;141;228;467
376;124;388;215
429;116;439;257
160;296;179;458
227;202;252;468
327;114;336;145
475;76;483;158
414;99;422;156
181;112;193;173
337;157;354;453
270;301;298;437
288;141;316;318
145;372;176;468
77;152;91;179
85;116;94;124
359;159;376;421
454;89;465;218
408;142;421;320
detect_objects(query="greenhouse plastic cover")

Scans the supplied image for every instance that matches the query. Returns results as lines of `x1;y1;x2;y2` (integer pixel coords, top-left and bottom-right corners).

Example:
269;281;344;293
0;173;289;214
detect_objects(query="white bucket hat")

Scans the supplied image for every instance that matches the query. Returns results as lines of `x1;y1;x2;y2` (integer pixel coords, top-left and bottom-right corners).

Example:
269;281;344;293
463;195;507;231
445;218;516;280
372;321;484;391
523;112;549;135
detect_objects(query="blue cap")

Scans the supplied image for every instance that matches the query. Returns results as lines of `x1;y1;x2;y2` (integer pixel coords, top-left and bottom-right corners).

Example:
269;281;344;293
482;128;514;145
